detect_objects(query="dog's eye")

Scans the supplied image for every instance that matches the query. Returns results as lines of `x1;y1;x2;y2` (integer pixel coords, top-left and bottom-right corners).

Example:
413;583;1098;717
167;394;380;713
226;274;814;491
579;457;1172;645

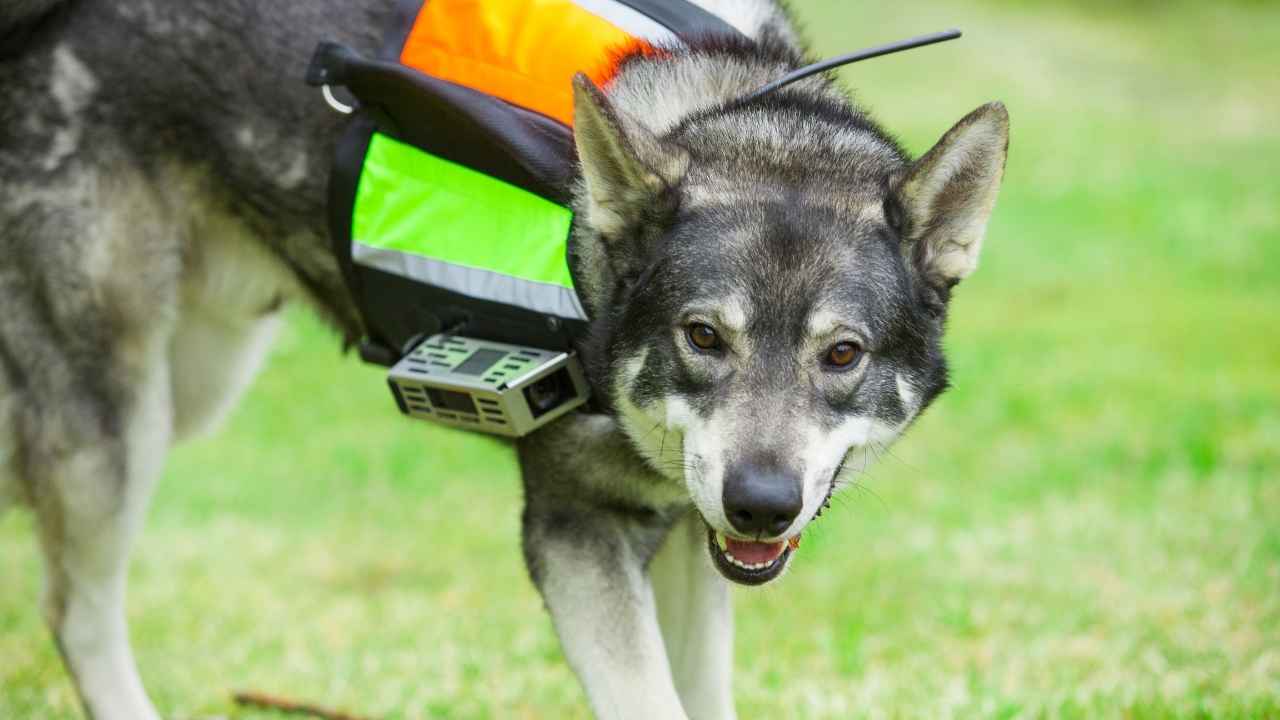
686;323;721;351
825;341;864;369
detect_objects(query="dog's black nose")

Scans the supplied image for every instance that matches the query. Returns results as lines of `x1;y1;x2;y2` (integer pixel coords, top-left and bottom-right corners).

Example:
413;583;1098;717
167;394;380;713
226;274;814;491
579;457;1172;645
722;461;803;537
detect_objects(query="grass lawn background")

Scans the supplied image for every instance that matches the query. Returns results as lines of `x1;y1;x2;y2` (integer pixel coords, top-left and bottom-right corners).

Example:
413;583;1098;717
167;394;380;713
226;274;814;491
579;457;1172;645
2;0;1278;717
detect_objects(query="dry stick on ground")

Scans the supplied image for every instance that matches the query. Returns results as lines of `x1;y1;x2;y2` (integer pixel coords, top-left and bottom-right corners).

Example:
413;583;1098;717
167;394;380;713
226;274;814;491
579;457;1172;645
232;690;373;720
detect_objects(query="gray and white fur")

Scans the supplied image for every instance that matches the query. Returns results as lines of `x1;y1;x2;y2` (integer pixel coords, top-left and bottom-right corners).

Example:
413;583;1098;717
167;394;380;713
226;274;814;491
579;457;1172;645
0;1;1008;718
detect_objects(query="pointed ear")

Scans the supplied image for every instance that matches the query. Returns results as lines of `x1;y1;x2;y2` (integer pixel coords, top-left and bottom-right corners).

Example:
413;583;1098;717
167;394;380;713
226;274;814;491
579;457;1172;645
894;102;1009;288
572;73;687;238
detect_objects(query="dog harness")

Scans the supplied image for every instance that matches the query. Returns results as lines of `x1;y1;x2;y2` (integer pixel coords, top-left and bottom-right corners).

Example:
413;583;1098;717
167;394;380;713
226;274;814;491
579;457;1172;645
308;0;743;364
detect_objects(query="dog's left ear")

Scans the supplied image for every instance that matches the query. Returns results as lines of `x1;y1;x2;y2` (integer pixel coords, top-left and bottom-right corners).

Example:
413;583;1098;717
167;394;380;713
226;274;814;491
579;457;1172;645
892;102;1009;290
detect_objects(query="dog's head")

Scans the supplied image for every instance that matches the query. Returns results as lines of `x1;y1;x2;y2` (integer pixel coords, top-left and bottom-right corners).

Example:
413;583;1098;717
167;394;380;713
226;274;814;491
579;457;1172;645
570;74;1008;585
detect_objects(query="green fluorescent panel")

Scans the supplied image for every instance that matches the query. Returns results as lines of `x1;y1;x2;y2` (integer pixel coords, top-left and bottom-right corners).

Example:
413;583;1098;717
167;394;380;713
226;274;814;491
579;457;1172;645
352;133;575;289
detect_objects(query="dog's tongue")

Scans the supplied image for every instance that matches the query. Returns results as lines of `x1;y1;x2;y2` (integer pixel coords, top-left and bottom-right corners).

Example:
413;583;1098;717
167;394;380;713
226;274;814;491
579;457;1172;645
725;537;786;565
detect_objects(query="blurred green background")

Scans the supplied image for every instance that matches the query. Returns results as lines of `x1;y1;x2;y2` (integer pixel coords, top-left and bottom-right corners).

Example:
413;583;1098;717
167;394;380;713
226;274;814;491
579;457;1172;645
2;0;1278;717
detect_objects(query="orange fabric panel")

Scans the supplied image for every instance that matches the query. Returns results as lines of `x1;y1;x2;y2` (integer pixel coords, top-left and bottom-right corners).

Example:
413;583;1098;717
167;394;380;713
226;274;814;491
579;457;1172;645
400;0;644;127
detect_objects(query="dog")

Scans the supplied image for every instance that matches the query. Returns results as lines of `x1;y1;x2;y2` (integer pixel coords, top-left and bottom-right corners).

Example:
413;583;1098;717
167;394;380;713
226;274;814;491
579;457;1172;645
0;1;1008;718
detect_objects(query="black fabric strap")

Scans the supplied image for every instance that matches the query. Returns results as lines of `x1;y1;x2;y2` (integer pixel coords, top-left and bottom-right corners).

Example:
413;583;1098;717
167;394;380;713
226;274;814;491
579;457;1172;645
355;266;588;358
326;115;380;346
612;0;744;40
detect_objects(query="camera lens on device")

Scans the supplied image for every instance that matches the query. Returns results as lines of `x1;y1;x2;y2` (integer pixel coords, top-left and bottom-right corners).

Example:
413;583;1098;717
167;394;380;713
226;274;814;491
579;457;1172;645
528;376;561;411
523;368;574;418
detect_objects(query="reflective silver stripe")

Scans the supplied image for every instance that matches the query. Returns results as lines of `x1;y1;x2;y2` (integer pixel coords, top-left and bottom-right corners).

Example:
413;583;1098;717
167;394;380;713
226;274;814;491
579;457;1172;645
353;241;589;321
569;0;679;46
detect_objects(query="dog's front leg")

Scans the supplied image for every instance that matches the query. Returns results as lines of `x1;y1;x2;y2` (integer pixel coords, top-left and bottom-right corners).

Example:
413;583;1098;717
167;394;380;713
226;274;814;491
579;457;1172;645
30;352;170;720
651;511;736;720
523;507;688;719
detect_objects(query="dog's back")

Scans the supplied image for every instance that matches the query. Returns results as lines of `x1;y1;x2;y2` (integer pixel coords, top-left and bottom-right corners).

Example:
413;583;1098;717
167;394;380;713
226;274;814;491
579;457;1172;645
0;0;395;495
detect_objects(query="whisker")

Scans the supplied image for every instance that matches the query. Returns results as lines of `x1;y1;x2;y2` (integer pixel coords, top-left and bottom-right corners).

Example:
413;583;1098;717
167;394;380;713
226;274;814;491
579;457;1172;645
850;481;888;511
874;440;921;476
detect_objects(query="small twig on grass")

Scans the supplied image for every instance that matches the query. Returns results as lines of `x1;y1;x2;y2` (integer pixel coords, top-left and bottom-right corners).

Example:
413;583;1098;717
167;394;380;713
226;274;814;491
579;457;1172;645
232;690;373;720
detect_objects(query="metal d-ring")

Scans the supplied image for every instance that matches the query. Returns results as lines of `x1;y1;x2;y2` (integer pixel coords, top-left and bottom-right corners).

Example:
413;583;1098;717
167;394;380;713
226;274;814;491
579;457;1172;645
322;84;354;115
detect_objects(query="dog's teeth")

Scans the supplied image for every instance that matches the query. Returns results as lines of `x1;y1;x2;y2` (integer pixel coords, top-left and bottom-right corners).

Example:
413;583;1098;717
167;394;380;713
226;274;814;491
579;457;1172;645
723;547;780;572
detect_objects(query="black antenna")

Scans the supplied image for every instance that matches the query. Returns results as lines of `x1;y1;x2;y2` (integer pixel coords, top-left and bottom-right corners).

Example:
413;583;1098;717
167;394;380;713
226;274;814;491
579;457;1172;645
740;29;962;103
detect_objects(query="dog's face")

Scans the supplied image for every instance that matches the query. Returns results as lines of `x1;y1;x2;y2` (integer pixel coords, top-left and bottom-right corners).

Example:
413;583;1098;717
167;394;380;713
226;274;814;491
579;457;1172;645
571;76;1008;585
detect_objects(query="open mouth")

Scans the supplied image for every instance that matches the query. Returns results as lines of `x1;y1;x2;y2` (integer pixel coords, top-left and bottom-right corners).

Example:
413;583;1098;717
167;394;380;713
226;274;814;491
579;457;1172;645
705;526;799;586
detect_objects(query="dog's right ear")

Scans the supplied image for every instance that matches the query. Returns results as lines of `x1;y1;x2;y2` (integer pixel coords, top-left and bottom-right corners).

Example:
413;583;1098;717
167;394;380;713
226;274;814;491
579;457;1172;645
572;73;686;237
572;74;688;313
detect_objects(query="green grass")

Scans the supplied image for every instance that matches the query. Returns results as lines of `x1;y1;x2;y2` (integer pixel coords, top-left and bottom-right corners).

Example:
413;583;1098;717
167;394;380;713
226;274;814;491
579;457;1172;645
3;0;1279;717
